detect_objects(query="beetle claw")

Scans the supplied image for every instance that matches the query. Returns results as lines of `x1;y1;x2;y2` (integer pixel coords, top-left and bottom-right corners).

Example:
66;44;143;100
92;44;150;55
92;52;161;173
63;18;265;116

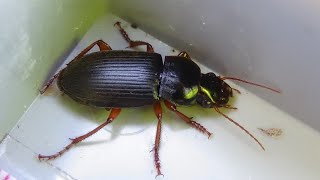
155;173;164;179
38;154;56;161
114;21;121;27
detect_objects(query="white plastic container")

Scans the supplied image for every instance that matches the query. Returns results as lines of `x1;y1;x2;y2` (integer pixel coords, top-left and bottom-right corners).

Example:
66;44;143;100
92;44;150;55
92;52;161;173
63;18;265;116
1;1;320;179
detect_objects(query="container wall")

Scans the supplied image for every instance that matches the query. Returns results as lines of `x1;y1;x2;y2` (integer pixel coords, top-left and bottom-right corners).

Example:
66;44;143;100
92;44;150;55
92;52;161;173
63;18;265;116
111;0;320;131
0;0;108;140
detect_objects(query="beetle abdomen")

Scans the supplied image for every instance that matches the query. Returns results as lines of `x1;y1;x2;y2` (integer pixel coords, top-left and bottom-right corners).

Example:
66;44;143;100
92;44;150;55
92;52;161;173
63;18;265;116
58;51;163;107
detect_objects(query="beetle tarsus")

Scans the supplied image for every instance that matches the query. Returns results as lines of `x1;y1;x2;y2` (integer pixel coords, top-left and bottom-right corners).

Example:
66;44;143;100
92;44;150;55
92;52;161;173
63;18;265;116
154;146;163;178
38;108;122;160
38;153;60;161
40;73;60;94
164;100;212;138
190;121;213;138
38;140;76;161
114;21;131;43
114;21;154;53
153;102;164;176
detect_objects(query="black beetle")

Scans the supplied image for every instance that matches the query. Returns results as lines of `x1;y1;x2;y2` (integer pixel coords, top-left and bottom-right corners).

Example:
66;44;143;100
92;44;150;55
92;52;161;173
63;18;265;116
39;21;280;177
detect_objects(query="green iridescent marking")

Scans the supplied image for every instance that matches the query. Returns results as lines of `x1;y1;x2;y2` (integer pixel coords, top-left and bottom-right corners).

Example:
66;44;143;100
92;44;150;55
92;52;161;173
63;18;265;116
200;86;214;102
184;86;199;99
153;89;160;100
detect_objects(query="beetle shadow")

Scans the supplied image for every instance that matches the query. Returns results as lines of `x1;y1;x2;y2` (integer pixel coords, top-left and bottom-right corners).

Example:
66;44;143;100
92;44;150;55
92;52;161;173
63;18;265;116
52;91;239;147
54;94;155;145
88;106;156;142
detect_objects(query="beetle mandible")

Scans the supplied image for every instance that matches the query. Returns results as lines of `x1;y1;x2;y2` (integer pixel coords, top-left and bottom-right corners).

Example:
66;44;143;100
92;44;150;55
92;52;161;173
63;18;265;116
38;21;280;177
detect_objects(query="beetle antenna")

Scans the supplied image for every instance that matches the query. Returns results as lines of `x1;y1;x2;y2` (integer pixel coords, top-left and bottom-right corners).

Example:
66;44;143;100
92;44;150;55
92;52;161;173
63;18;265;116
219;76;281;93
213;106;265;150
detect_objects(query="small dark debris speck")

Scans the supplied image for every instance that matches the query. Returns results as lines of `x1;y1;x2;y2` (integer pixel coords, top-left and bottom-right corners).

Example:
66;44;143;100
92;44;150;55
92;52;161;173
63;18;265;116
131;23;138;29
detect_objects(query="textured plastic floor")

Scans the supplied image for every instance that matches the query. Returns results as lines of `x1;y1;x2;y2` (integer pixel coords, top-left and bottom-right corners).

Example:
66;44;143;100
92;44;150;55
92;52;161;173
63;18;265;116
1;14;320;180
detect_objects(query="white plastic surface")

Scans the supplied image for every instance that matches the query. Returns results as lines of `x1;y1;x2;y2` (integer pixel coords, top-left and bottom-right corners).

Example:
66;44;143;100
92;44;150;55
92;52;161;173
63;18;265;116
0;0;107;141
1;14;320;180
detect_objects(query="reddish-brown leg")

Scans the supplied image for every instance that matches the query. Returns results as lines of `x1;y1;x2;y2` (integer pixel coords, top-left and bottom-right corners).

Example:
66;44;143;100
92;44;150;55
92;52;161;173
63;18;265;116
164;100;212;138
114;21;154;53
38;108;121;160
152;101;164;177
40;40;112;94
39;73;61;94
177;51;191;59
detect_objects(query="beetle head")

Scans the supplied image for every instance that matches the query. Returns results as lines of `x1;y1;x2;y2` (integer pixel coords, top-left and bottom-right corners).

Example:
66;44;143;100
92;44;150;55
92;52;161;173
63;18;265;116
196;72;233;108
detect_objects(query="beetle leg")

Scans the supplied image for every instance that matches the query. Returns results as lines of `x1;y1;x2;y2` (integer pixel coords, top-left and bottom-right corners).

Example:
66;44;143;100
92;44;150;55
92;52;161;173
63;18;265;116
38;108;121;160
152;101;164;177
127;41;154;53
40;40;112;94
39;72;60;94
114;21;154;53
164;100;212;138
177;51;191;59
68;40;112;65
114;22;131;43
